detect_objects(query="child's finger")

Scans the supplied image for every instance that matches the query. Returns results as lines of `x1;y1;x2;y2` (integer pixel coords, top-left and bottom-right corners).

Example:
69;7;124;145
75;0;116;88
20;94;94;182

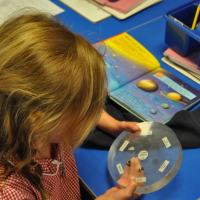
117;159;131;187
135;157;142;174
135;157;144;176
135;157;145;188
135;157;141;169
122;160;130;179
129;157;137;178
127;123;140;132
114;177;137;200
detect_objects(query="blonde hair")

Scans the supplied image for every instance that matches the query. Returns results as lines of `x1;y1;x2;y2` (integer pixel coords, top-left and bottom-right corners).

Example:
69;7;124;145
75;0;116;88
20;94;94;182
0;12;107;199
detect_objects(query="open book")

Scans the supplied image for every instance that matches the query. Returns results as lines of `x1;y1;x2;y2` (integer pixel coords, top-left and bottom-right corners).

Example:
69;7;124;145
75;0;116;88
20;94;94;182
94;33;200;123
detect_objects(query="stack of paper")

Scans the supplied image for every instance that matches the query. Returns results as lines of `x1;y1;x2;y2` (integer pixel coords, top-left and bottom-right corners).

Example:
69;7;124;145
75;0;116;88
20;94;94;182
59;0;111;23
88;0;163;20
0;0;65;25
92;0;145;13
59;0;163;23
162;48;200;84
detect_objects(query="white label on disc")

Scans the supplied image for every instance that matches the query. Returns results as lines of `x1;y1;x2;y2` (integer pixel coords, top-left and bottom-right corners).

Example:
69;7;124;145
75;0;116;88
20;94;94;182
141;131;152;135
119;140;129;151
138;150;148;160
159;160;170;172
136;177;146;182
116;163;124;175
136;123;142;128
162;137;171;148
128;147;135;150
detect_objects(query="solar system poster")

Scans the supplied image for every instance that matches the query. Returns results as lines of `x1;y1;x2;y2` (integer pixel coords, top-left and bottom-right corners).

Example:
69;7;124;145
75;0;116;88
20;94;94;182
94;32;200;123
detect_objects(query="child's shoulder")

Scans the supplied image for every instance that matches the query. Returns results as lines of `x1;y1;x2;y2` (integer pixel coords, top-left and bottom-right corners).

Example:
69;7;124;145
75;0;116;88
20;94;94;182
0;156;41;200
0;170;41;200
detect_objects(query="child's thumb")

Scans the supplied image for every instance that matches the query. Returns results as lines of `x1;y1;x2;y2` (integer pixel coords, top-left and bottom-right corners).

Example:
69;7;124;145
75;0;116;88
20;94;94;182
123;176;137;198
110;177;138;200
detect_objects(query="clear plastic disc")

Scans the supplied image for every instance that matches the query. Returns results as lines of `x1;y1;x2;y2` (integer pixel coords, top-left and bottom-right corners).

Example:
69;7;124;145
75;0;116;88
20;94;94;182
107;122;183;194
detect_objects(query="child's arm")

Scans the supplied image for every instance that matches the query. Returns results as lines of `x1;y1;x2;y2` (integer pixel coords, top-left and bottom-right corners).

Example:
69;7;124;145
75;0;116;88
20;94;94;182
97;110;140;138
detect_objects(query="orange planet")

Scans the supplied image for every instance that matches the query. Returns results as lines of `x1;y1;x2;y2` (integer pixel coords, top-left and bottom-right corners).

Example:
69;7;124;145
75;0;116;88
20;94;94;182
155;72;164;78
137;79;158;92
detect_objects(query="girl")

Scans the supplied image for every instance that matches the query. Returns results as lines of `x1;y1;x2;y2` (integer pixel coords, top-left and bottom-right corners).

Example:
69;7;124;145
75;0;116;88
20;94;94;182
0;12;140;200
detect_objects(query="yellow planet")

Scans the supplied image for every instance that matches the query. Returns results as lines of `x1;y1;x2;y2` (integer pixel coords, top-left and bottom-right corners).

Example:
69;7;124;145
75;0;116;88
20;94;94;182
137;79;158;92
160;91;189;104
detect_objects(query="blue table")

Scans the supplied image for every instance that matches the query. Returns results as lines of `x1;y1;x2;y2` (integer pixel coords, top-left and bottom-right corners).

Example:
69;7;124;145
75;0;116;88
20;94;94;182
54;0;197;43
74;147;200;200
52;0;200;199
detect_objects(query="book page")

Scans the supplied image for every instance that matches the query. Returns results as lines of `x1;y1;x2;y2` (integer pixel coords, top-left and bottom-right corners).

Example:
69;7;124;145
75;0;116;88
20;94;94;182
94;32;160;92
110;68;200;123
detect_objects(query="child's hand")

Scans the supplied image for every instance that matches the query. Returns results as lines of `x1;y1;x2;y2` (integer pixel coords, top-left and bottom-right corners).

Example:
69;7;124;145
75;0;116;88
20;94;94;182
117;157;144;199
111;121;140;137
96;157;143;200
97;110;140;137
95;176;137;200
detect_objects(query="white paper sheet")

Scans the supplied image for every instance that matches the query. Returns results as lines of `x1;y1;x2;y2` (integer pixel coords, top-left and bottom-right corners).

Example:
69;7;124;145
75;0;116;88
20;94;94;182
0;0;65;25
59;0;111;23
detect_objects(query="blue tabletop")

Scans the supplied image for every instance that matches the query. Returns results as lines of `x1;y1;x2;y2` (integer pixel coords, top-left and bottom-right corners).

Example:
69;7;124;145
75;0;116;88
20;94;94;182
127;16;200;93
74;147;200;199
52;0;200;199
53;0;195;43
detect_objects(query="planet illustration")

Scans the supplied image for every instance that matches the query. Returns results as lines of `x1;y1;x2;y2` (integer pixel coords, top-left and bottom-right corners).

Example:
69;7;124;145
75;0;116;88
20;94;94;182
137;79;158;92
112;54;117;57
155;72;164;78
149;109;157;115
160;91;189;104
161;103;170;109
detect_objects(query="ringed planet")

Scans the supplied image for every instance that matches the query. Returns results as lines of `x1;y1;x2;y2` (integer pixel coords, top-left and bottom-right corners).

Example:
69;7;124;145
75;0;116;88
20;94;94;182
160;91;189;104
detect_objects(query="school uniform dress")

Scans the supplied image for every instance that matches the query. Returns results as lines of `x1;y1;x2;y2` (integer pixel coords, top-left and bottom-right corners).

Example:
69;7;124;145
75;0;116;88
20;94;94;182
0;144;81;200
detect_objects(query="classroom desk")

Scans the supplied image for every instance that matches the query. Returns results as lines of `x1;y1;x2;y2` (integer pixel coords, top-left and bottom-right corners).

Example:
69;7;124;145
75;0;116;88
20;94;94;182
53;0;195;43
74;148;200;200
52;0;200;199
73;16;200;200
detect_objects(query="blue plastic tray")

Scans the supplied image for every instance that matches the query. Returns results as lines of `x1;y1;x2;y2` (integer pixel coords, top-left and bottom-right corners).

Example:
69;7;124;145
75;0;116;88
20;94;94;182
164;0;200;67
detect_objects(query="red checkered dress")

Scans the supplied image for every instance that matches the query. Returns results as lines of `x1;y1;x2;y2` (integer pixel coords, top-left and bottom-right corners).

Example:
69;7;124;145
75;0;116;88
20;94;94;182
0;144;81;200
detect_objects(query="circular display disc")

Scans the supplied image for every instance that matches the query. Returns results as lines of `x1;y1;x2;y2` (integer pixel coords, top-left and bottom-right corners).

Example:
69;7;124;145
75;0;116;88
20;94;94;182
107;122;182;194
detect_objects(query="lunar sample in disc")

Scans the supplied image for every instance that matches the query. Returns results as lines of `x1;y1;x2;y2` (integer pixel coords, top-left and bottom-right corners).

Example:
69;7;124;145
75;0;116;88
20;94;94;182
107;122;182;194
